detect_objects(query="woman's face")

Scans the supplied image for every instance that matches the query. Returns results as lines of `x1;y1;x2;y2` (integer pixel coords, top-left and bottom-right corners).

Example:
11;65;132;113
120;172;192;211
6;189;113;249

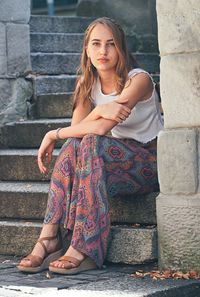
86;23;119;74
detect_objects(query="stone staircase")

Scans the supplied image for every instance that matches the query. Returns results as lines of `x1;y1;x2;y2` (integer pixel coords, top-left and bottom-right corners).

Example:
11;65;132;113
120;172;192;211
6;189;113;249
0;16;159;265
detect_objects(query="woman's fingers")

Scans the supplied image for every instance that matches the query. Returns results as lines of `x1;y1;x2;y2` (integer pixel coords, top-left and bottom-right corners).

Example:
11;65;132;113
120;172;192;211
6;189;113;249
47;152;52;164
37;152;47;174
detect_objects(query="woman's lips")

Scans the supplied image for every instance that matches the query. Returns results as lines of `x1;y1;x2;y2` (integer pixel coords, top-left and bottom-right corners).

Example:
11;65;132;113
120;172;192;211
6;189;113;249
98;58;109;63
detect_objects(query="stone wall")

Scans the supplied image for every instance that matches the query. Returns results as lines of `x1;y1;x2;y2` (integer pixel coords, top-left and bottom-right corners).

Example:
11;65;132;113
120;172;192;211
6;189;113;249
77;0;158;53
0;0;33;126
156;1;200;272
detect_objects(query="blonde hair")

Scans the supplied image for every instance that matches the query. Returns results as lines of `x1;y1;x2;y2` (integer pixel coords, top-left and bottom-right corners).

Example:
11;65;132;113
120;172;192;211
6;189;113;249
73;17;137;110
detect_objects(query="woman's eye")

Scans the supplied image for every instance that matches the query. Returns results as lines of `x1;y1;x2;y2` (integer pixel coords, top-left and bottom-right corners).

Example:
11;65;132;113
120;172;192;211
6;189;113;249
107;42;115;47
92;42;100;46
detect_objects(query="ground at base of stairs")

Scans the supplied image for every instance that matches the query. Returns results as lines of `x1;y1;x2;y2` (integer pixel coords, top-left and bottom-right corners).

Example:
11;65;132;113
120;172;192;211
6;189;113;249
0;256;200;297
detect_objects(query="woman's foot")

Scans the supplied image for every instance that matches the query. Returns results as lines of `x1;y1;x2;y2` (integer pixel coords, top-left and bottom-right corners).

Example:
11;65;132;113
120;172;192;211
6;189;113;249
18;236;59;268
17;224;63;273
49;246;97;275
50;245;85;268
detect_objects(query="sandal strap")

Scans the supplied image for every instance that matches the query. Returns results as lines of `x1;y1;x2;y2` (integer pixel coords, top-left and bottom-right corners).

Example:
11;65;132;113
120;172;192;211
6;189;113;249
37;236;57;257
21;254;43;267
58;256;81;267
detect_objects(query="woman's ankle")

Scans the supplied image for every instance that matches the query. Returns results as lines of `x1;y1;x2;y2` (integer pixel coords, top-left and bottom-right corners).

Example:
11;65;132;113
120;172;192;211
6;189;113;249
64;246;85;261
39;223;59;239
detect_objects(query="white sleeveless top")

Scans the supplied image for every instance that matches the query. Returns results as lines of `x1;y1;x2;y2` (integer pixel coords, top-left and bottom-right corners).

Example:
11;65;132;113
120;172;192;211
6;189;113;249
91;68;164;143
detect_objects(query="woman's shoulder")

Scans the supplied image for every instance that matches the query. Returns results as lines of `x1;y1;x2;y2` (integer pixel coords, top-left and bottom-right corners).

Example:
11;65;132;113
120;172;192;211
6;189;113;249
128;68;149;78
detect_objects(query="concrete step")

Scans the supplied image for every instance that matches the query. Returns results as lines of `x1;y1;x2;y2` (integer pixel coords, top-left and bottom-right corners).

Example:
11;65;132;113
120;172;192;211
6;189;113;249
30;33;84;53
31;74;159;96
35;93;73;119
0;119;70;148
0;220;157;264
30;32;146;54
32;75;76;95
30;15;94;34
29;16;159;52
0;181;157;224
0;149;59;181
31;52;160;75
31;53;80;75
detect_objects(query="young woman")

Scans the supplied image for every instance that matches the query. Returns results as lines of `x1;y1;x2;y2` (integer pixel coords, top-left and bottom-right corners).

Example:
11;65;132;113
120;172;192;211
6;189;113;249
17;17;163;274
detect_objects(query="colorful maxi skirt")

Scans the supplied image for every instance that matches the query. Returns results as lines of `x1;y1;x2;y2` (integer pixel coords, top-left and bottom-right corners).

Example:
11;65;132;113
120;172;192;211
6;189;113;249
44;134;159;268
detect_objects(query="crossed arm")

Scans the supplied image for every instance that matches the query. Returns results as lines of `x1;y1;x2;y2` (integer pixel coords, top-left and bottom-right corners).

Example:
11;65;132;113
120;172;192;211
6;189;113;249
38;73;153;173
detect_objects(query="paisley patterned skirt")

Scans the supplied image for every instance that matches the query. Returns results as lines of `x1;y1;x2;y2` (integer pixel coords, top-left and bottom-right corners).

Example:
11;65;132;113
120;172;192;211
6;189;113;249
44;134;159;268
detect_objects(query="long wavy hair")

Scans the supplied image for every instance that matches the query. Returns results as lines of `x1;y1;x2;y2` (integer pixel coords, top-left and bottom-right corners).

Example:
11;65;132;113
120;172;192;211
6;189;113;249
73;17;138;110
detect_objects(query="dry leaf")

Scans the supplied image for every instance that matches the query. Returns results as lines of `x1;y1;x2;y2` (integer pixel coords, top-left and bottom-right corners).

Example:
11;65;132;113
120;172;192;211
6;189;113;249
132;223;141;228
146;225;156;229
45;272;53;279
131;269;200;280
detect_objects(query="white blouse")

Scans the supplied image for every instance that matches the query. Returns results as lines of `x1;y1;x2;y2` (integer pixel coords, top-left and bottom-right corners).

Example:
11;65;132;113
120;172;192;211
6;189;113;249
91;68;164;143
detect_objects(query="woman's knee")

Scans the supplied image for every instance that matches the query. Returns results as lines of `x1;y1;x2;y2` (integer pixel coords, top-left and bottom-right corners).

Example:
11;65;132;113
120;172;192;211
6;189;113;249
80;134;102;149
79;134;102;156
61;137;81;150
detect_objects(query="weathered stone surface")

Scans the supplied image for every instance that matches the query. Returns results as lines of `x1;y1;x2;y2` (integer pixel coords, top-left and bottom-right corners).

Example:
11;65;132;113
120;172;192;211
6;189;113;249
199;135;200;193
0;78;33;125
157;0;200;55
1;260;200;296
160;53;200;128
157;129;198;194
1;119;71;148
110;192;157;225
31;53;160;75
107;225;157;264
31;53;81;75
0;0;30;23
77;0;157;36
0;181;157;224
36;93;73;118
7;24;31;76
0;149;60;181
34;75;76;95
30;33;84;53
30;15;94;33
137;34;159;53
0;220;157;264
157;193;200;273
0;182;48;220
0;220;41;255
0;23;6;75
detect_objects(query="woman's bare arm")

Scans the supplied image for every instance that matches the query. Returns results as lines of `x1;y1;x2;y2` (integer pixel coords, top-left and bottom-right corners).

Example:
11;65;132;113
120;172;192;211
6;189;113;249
38;73;153;173
49;73;153;140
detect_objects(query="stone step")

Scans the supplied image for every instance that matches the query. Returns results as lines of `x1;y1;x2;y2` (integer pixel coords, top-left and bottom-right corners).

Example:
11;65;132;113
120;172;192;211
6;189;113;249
35;93;73;119
30;15;95;34
0;119;71;148
30;33;84;53
31;52;160;75
32;75;76;95
0;220;157;264
0;149;58;181
0;181;157;225
30;32;147;54
31;74;159;96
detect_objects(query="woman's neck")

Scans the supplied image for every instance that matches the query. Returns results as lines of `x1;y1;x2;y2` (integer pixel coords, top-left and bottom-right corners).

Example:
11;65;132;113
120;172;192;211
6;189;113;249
98;71;116;95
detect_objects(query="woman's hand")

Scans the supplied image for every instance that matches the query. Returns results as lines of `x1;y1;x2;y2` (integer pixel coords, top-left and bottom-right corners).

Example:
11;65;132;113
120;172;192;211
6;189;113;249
96;100;131;123
37;130;56;174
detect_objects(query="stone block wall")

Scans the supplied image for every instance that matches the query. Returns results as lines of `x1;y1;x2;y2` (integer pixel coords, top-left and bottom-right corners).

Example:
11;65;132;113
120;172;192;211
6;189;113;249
156;1;200;272
0;0;33;126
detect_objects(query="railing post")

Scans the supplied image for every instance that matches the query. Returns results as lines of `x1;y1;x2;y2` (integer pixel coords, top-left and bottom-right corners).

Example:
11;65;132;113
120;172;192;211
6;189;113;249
47;0;55;16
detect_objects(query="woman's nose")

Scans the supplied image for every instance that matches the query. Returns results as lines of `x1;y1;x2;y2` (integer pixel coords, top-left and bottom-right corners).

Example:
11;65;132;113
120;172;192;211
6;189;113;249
100;45;107;55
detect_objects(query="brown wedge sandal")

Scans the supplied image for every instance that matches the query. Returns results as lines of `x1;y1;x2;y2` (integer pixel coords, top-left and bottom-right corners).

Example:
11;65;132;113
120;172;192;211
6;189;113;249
17;236;63;273
49;255;97;275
